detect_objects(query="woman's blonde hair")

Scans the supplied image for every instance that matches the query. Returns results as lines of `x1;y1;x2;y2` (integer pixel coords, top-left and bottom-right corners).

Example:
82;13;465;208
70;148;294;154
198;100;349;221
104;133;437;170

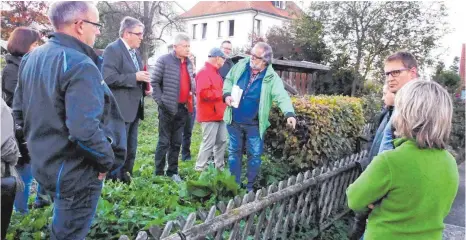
392;80;452;149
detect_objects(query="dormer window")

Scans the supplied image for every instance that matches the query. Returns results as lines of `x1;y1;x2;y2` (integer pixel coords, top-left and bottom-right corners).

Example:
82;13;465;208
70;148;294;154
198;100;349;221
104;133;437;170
272;1;285;9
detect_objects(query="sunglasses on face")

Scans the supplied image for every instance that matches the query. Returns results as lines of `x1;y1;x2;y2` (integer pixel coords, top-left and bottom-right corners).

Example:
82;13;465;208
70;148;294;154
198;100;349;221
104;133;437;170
385;68;410;77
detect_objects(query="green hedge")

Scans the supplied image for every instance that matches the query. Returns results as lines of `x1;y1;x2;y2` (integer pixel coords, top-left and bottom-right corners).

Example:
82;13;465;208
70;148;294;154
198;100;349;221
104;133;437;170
450;99;465;165
264;95;365;170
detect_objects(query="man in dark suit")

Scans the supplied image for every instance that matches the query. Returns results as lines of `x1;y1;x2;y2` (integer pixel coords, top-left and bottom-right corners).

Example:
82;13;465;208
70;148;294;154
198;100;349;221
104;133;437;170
102;16;152;183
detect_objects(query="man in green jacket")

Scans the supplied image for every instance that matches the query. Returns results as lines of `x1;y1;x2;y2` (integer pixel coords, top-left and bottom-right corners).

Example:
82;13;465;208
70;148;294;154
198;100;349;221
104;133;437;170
223;42;296;191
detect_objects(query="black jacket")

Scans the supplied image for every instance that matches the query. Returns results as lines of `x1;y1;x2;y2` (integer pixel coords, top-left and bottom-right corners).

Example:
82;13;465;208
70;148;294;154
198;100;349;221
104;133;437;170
150;51;195;115
12;33;127;198
218;58;234;81
102;39;147;122
2;55;22;107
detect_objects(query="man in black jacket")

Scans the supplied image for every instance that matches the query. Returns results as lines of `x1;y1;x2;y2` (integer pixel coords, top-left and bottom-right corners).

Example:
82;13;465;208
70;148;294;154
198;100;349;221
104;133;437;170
151;33;195;182
218;40;234;81
12;2;126;239
102;16;151;183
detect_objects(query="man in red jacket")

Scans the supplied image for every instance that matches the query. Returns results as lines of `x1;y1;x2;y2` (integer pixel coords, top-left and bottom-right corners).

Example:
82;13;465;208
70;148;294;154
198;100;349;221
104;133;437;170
195;48;227;171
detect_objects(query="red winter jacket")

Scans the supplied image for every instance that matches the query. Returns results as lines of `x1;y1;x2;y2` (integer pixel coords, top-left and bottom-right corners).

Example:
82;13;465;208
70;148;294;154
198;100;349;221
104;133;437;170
195;62;227;122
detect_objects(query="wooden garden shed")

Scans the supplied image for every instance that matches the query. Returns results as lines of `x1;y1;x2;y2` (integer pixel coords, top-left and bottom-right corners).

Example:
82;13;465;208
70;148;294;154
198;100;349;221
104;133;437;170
231;53;330;96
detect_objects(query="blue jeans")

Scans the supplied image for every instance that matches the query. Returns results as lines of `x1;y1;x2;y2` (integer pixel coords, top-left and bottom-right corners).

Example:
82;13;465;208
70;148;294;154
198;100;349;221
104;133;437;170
226;122;263;191
14;164;48;214
182;108;196;161
51;177;103;240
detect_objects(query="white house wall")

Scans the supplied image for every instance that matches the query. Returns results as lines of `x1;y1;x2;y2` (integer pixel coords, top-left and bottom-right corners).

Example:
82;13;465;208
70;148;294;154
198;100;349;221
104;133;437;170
187;11;289;72
151;10;290;72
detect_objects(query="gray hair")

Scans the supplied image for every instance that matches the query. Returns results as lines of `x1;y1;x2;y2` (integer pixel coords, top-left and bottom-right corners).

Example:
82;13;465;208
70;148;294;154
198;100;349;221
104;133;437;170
253;42;273;64
48;1;96;31
173;33;190;45
119;16;144;37
392;80;452;149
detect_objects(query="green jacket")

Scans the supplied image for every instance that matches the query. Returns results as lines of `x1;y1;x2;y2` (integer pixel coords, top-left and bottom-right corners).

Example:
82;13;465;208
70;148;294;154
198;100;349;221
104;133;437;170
347;138;459;240
223;57;295;138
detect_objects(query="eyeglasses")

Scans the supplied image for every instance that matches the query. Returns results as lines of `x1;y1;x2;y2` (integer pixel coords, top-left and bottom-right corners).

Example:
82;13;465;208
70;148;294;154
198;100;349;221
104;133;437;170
385;68;410;77
129;32;144;37
251;53;263;60
77;19;103;29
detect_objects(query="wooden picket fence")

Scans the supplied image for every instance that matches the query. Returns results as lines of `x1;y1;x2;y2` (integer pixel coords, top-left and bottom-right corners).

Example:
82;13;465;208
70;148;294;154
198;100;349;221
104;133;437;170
119;124;374;240
120;151;365;240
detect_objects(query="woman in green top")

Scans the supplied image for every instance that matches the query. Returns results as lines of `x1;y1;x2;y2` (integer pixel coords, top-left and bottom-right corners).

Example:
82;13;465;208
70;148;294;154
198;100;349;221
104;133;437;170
347;80;459;240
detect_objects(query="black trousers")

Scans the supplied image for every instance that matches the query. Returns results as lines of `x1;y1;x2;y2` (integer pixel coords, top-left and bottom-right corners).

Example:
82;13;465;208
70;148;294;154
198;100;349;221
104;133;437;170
1;176;17;239
123;118;139;176
154;104;188;176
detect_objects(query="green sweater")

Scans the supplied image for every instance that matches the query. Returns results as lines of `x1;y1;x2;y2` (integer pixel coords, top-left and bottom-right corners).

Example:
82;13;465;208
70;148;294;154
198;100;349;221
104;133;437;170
347;139;459;240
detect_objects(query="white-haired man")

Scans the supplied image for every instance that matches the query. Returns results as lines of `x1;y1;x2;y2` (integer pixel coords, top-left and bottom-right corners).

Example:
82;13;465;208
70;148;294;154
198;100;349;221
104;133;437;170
150;33;195;182
223;42;296;191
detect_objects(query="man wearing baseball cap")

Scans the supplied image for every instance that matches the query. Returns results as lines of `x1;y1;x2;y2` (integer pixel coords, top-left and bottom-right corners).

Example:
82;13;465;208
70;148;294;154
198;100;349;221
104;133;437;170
194;48;227;171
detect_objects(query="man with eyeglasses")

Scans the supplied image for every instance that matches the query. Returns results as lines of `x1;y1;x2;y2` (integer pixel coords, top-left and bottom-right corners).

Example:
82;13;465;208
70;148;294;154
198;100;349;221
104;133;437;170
102;16;151;184
219;40;234;81
12;2;126;239
349;51;419;240
378;51;419;153
223;42;296;192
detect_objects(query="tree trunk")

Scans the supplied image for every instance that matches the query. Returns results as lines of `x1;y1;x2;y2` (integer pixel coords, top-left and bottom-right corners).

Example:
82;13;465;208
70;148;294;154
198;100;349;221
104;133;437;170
351;48;362;96
140;1;150;65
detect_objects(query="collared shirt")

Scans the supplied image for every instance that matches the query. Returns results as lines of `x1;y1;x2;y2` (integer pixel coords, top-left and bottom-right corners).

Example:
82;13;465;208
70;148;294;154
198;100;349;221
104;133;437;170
178;59;190;103
120;38;131;51
232;64;266;125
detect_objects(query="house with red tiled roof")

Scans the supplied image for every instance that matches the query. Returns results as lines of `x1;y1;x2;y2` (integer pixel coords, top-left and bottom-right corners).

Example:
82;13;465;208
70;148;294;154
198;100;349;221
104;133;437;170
178;1;304;71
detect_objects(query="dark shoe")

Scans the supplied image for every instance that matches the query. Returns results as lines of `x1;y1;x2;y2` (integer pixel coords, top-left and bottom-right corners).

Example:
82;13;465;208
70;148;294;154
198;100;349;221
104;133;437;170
182;156;191;161
121;172;132;184
348;211;371;240
32;200;51;209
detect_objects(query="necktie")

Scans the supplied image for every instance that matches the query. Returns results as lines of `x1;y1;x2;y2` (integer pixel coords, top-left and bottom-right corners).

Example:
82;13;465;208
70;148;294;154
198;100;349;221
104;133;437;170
129;49;140;71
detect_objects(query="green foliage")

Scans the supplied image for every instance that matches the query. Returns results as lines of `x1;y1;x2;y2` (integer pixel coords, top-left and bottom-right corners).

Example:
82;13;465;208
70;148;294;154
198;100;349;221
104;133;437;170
6;100;208;239
266;16;331;63
450;100;465;165
360;83;383;124
265;95;365;170
307;1;450;95
433;70;461;93
182;166;242;201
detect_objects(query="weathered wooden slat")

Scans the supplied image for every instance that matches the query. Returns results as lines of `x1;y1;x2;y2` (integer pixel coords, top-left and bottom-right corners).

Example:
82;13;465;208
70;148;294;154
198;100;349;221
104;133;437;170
183;213;196;231
217;201;227;214
282;194;297;240
160;221;173;239
262;183;283;240
291;173;305;235
271;180;289;240
253;188;269;240
206;206;217;221
159;151;364;240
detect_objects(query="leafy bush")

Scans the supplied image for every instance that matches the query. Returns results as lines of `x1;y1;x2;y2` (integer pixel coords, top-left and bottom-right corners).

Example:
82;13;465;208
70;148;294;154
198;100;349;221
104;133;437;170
181;166;241;201
450;99;465;165
265;95;365;170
